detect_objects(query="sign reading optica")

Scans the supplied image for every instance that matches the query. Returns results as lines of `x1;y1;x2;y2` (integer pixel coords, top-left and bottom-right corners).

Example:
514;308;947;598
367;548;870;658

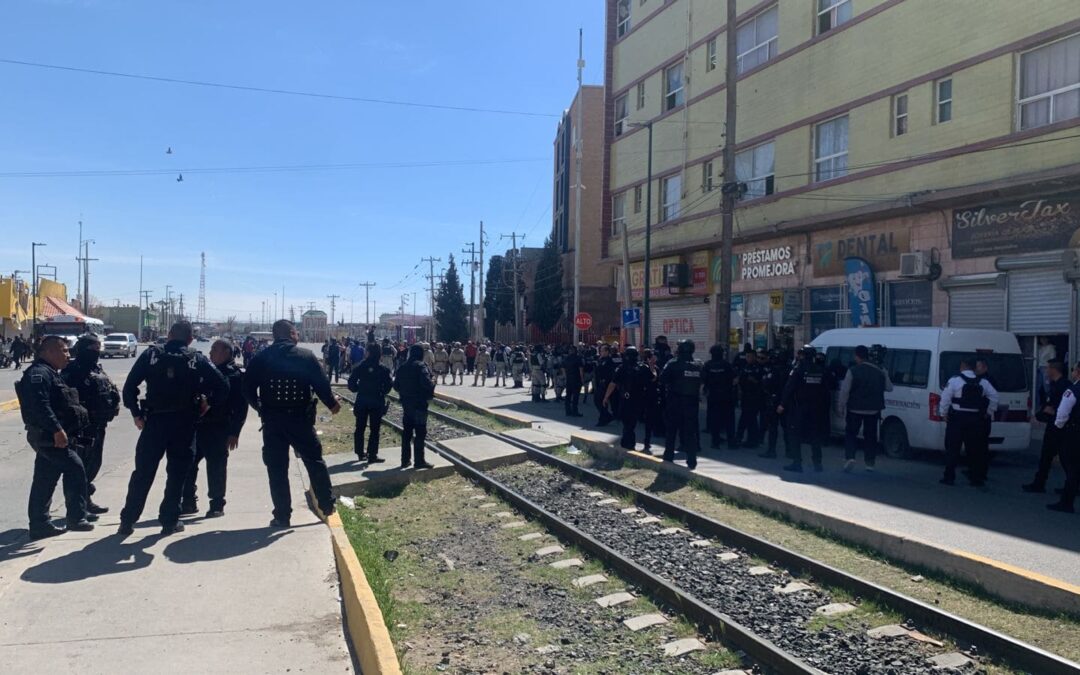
740;246;796;280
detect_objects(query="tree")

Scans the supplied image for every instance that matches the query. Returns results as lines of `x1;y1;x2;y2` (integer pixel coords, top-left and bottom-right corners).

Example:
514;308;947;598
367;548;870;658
529;236;564;333
482;255;504;337
435;254;468;342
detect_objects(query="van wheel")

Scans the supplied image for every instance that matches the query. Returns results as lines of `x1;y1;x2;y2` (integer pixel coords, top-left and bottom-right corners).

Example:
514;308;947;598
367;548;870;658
881;418;912;458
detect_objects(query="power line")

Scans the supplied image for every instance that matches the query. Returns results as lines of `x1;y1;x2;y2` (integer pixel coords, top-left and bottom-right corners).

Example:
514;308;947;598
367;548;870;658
0;57;561;119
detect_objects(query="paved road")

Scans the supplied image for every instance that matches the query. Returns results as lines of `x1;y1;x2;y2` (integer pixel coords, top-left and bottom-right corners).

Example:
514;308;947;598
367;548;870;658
0;344;353;673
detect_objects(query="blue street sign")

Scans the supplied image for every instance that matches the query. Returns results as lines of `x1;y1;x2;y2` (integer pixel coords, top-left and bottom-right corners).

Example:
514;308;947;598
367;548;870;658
622;307;641;327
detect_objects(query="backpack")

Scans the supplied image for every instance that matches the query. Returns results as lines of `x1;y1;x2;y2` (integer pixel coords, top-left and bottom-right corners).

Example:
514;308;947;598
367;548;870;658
145;347;200;412
957;374;988;413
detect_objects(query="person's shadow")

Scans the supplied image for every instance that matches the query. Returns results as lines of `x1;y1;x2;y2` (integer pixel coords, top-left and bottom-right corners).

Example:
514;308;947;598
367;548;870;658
20;532;159;584
162;525;296;564
0;528;42;563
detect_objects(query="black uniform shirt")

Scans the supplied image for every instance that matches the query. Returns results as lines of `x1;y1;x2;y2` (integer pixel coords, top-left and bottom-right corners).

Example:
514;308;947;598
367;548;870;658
660;358;703;402
394;359;435;404
123;340;226;417
348;357;393;407
612;361;652;404
18;359;85;435
562;353;584;385
702;358;735;400
203;361;249;436
243;339;335;414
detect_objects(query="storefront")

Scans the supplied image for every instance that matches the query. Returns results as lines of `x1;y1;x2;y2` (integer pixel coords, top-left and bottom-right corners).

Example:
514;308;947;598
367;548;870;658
627;250;713;352
724;241;803;352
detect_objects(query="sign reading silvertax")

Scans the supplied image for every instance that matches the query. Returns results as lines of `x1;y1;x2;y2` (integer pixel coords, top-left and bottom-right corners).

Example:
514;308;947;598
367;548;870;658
813;226;909;277
951;192;1080;259
740;246;796;279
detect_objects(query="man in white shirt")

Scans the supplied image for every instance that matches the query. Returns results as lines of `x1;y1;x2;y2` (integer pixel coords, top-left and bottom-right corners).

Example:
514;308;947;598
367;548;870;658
938;357;998;487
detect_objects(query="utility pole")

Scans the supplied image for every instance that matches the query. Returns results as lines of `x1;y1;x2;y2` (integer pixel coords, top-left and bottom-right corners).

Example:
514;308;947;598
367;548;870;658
500;233;524;342
573;27;585;343
462;242;477;340
165;285;173;328
138;254;144;340
717;0;739;355
178;293;185;321
76;220;82;307
326;294;340;328
357;282;376;325
31;242;45;338
76;238;97;314
140;289;153;337
421;256;441;340
479;221;486;340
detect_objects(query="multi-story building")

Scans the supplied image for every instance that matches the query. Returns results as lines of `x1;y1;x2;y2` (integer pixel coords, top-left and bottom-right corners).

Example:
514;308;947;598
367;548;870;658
604;0;1080;374
553;85;619;338
301;309;328;343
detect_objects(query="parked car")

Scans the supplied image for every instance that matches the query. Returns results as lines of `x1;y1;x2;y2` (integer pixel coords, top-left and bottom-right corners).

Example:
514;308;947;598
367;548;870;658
102;333;138;358
811;327;1031;457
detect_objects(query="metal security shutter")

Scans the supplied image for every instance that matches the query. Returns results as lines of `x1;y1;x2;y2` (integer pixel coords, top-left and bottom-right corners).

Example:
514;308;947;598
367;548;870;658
1007;268;1070;334
648;299;712;353
948;287;1005;329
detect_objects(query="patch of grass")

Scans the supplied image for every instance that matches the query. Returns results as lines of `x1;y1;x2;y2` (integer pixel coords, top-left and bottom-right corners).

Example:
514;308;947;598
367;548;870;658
338;504;399;633
692;647;743;671
319;403;402;455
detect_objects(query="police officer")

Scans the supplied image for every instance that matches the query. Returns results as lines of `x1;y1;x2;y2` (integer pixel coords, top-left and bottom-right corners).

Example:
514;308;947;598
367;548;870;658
17;335;95;540
1023;360;1069;493
394;344;436;469
702;344;736;450
347;342;393;464
660;340;703;469
182;339;249;518
562;345;585;417
243;320;339;527
780;346;833;472
594;344;616;426
734;349;764;448
759;349;788;459
119;321;227;535
939;357;998;487
62;334;120;515
603;346;651;451
1047;361;1080;513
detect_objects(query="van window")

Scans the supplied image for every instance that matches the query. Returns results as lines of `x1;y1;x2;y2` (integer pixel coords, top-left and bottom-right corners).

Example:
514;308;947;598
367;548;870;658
825;346;855;387
882;348;931;388
939;352;1026;392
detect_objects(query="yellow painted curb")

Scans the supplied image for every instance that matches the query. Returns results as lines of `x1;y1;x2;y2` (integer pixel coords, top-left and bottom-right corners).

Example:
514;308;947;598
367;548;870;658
0;398;19;412
311;494;402;675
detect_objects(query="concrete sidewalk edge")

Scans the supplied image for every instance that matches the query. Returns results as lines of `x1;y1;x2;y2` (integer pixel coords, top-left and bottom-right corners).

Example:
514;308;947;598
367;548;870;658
434;390;534;427
571;432;1080;618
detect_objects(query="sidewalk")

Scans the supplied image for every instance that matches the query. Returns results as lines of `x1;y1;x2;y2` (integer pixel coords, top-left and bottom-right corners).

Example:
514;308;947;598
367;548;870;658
434;381;1080;592
0;417;353;674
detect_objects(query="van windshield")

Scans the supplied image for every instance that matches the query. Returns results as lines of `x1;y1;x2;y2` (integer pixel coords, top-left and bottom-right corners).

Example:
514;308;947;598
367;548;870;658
939;352;1026;392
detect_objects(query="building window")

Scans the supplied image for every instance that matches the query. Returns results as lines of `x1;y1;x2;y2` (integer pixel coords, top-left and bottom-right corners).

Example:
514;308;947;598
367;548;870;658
735;141;775;199
612;192;627;235
702;160;715;192
817;0;852;34
633;185;643;213
614;94;629;137
1018;33;1080;130
736;6;778;74
706;38;718;72
664;62;685;111
814;116;849;182
617;0;632;38
636;82;646;110
893;93;908;136
661;174;682;222
936;78;953;123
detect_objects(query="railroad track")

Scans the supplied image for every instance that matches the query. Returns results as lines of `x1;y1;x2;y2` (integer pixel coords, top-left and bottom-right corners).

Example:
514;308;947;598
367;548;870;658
336;391;1078;674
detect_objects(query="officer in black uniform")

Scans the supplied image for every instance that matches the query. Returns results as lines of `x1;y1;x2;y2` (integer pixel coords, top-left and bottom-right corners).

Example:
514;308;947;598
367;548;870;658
562;345;585;417
347;342;393;464
660;340;703;469
244;320;340;526
780;346;833;472
182;339;249;518
394;344;436;469
1047;362;1080;513
759;349;788;459
17;336;95;540
734;349;765;448
702;344;736;450
120;321;228;535
1023;360;1069;493
594;344;616;426
62;335;120;514
603;346;651;451
581;344;597;402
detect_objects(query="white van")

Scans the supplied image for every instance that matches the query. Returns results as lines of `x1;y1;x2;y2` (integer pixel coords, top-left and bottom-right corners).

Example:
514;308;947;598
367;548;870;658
810;328;1031;456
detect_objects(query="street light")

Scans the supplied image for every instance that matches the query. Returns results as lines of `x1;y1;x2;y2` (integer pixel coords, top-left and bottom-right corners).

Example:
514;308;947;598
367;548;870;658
628;120;654;346
31;243;46;339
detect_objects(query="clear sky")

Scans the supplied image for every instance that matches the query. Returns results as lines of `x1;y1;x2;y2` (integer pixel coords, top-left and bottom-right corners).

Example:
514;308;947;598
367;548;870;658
0;0;604;324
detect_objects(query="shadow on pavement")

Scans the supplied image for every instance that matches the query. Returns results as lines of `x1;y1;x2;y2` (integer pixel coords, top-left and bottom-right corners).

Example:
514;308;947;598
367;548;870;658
0;527;39;563
20;533;159;583
162;526;292;564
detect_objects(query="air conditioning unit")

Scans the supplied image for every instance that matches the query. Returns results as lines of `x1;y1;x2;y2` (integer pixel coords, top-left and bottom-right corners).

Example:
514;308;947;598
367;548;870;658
899;251;930;278
664;263;691;289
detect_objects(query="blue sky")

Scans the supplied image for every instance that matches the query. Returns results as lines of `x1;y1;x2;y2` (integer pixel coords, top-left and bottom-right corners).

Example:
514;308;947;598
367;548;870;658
0;0;604;324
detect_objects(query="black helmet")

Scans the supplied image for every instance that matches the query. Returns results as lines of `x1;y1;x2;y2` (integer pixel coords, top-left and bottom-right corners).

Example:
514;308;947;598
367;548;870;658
74;334;101;355
623;345;639;362
408;344;424;361
709;343;725;359
676;340;695;357
799;344;817;360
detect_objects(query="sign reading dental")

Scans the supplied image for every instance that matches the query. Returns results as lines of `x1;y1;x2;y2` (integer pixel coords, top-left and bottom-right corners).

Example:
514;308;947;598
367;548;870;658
951;192;1080;259
740;246;796;280
844;257;877;327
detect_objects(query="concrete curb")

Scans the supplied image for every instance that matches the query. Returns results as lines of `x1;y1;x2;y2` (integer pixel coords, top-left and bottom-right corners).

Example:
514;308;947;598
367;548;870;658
571;433;1080;618
309;492;402;675
434;390;533;427
0;398;20;412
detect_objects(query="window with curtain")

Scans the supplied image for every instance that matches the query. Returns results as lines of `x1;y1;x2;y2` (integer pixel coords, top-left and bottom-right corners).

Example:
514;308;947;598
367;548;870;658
702;160;714;192
614;95;629;136
661;174;681;222
636;82;646;110
664;62;685;111
617;0;632;38
736;141;775;199
817;0;852;34
736;6;779;74
893;94;909;136
814;116;849;182
936;78;953;123
1019;33;1080;130
706;38;718;72
612;193;627;234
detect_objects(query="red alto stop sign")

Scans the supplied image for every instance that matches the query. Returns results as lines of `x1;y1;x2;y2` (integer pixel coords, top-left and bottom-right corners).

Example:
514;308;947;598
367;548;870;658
574;312;593;331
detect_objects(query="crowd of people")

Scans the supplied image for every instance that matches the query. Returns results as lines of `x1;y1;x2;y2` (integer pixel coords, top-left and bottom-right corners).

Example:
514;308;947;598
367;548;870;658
1;335;33;369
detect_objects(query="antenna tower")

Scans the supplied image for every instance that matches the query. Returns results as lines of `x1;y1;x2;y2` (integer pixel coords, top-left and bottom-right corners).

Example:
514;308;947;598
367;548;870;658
197;252;207;324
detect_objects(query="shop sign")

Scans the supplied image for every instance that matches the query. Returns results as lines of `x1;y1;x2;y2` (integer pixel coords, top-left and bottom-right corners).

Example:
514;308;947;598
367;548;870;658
814;227;910;276
888;281;932;327
951;192;1080;259
629;250;710;300
844;257;877;328
740;246;796;280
